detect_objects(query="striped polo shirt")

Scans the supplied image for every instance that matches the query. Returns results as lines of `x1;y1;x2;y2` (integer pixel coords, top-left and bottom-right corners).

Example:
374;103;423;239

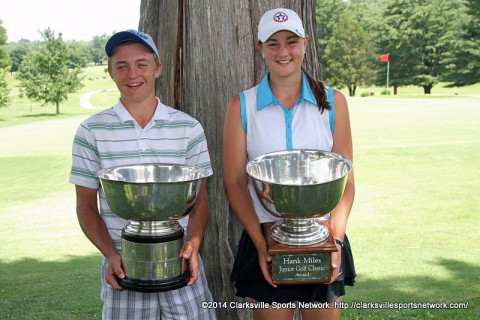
240;72;334;223
69;97;213;247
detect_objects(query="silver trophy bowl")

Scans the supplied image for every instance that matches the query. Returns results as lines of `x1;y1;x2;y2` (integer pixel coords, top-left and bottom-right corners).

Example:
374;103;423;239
97;163;207;221
246;150;352;245
96;163;208;292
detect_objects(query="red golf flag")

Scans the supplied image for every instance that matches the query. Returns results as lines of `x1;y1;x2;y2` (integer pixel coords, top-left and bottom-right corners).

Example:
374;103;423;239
380;53;390;63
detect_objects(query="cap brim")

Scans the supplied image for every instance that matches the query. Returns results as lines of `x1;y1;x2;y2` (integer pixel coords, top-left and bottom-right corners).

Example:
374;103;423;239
105;31;152;57
259;27;304;42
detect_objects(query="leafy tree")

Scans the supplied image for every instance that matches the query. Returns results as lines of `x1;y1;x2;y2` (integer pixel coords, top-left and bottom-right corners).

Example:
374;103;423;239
0;19;12;69
0;19;6;44
441;0;480;86
6;39;34;73
0;68;9;108
90;34;108;65
8;39;88;72
372;0;419;93
18;29;84;114
324;12;373;96
347;0;385;34
377;0;464;94
67;40;90;68
316;0;346;73
0;19;11;107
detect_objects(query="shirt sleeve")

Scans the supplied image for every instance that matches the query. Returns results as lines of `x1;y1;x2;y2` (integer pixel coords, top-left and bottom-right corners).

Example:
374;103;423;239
69;122;101;189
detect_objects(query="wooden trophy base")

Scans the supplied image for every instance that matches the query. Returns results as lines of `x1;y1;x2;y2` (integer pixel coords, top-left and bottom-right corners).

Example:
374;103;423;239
264;221;337;285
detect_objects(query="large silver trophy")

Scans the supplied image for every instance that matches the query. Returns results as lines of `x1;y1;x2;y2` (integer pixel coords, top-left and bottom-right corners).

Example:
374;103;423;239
97;164;207;292
246;149;352;284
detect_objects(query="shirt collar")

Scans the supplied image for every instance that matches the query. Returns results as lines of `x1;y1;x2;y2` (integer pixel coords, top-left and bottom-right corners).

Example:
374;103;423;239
113;97;169;123
256;72;317;110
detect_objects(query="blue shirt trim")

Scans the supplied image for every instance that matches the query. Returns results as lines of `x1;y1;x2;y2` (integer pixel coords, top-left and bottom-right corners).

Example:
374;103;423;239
239;92;247;132
327;86;335;133
255;72;318;149
256;72;317;110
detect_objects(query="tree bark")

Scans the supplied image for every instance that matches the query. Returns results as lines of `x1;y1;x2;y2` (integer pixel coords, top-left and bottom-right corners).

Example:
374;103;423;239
140;1;319;319
423;85;432;94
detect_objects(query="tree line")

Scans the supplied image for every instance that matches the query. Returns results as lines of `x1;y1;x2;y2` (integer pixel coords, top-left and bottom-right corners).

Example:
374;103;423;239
4;31;109;72
317;0;479;95
0;20;110;111
0;0;479;111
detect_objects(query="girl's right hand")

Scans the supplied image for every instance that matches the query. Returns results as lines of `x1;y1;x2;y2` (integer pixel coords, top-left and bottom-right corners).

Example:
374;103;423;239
257;244;277;288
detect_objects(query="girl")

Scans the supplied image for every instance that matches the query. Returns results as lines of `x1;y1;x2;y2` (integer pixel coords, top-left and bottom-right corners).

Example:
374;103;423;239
223;8;356;320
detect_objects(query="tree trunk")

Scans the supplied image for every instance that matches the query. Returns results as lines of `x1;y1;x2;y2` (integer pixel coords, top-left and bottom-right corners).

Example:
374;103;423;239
423;85;432;94
140;1;319;319
348;85;354;97
394;85;398;95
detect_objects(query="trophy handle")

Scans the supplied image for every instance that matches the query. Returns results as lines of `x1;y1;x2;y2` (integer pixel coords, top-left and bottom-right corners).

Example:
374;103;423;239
169;180;200;220
168;193;197;220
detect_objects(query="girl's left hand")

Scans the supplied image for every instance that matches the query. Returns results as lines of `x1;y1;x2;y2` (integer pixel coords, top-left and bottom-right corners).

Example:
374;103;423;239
328;246;342;284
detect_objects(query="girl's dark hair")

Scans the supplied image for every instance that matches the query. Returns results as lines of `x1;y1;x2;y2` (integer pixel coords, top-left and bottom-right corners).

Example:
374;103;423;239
301;67;331;113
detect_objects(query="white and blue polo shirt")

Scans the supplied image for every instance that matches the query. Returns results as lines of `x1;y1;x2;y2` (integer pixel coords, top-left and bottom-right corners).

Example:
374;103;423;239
69;97;213;247
240;72;334;223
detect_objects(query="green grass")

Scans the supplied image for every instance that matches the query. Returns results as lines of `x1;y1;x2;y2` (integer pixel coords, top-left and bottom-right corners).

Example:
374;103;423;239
0;65;113;319
0;68;479;318
0;117;103;319
342;95;480;319
356;82;480;98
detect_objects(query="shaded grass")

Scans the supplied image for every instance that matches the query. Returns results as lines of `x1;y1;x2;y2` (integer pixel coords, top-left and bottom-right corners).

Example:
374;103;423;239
0;256;102;320
0;190;102;319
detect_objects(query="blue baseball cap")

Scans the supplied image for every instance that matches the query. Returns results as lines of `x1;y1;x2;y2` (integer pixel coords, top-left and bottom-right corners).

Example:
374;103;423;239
105;29;160;60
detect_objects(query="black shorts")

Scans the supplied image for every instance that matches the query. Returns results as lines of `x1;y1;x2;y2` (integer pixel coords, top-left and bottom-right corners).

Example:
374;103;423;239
230;225;356;304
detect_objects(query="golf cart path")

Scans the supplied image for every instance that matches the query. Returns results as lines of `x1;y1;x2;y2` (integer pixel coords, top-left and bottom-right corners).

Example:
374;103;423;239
80;88;116;110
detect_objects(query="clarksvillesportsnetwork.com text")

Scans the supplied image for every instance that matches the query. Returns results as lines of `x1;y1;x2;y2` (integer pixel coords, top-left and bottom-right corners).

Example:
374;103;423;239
201;301;469;310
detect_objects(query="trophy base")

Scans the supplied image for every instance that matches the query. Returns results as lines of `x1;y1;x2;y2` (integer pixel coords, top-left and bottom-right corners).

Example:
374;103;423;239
271;218;329;245
118;270;190;292
120;221;187;292
265;221;337;285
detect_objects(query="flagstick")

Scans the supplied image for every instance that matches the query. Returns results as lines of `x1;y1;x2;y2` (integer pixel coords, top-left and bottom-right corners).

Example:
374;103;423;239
386;60;390;94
